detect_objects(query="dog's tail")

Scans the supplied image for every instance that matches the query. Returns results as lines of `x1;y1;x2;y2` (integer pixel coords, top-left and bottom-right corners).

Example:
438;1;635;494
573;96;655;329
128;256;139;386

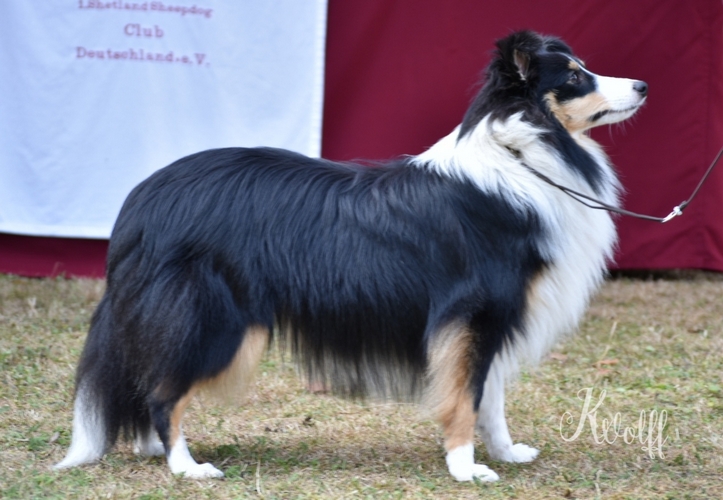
54;294;148;469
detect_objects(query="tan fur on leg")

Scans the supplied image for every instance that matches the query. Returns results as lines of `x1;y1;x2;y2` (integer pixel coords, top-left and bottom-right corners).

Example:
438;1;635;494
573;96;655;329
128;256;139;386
424;322;477;450
425;323;499;482
199;325;270;402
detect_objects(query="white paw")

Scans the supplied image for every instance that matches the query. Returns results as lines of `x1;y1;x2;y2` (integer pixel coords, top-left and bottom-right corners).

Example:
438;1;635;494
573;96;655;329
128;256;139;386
468;463;500;482
134;438;165;457
489;443;539;463
446;443;500;482
176;462;224;479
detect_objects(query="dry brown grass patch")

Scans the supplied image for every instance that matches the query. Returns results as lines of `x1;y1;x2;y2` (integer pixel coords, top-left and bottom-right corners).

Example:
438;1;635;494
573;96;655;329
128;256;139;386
1;274;721;498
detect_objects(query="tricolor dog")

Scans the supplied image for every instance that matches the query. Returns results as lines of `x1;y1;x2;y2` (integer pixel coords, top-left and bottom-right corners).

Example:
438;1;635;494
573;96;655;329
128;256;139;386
56;31;646;481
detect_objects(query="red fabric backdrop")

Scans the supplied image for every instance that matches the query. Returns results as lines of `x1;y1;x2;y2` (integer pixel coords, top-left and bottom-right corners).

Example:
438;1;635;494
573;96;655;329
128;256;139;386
2;0;722;277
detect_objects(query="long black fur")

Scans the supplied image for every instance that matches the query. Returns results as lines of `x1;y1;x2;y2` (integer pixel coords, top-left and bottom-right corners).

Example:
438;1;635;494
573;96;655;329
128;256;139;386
77;145;548;447
71;30;614;456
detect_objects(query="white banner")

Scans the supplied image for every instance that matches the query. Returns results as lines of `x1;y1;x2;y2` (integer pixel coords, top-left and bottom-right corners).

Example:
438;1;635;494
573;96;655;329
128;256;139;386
0;1;327;238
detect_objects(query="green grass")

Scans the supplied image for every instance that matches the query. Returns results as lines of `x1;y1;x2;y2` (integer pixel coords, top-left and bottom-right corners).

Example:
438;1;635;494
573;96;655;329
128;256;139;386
1;274;721;498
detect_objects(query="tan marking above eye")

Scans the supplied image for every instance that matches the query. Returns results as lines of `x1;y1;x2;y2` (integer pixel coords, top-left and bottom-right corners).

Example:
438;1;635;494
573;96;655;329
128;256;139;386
567;60;580;71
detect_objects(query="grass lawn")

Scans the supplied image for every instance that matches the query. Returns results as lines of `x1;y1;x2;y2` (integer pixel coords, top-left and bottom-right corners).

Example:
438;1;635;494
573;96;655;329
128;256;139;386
0;273;721;499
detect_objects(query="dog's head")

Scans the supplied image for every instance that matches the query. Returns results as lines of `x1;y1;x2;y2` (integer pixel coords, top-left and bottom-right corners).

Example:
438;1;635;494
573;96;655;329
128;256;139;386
498;31;647;133
461;31;647;138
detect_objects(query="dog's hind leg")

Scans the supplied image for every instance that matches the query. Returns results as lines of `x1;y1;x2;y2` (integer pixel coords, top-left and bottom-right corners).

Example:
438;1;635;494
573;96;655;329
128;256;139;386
150;325;269;478
426;323;500;482
149;386;225;479
476;357;539;462
133;428;165;457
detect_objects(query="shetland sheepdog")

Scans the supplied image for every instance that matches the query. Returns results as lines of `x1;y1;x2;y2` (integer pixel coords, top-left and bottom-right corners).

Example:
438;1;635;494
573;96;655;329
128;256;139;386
55;31;646;481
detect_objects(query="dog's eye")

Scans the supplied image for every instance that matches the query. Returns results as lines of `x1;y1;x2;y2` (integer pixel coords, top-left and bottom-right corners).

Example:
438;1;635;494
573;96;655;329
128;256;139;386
568;71;581;84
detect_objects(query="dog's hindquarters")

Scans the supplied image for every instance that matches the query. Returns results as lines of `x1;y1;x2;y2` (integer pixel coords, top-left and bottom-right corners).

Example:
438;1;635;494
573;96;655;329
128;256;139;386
55;251;270;477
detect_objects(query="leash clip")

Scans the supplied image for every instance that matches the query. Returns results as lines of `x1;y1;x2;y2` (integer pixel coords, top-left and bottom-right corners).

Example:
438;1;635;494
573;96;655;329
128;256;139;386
661;205;683;223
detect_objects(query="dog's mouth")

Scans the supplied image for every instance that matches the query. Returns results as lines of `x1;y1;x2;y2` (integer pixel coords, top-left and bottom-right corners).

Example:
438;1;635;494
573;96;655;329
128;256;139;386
589;101;645;123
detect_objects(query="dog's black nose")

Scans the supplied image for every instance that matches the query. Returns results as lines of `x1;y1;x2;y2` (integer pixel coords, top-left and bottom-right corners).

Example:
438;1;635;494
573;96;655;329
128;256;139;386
633;80;648;97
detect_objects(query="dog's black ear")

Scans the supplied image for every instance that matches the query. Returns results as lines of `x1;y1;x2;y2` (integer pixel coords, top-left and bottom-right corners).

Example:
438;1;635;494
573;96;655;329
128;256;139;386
513;49;530;81
495;30;543;83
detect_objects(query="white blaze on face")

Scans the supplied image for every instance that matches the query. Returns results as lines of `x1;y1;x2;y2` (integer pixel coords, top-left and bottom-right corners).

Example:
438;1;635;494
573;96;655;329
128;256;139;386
592;73;647;124
546;57;647;134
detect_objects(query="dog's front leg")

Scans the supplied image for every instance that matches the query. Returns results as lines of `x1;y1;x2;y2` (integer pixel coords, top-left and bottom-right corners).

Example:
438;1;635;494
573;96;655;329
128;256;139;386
476;359;539;462
427;324;500;482
442;402;500;483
